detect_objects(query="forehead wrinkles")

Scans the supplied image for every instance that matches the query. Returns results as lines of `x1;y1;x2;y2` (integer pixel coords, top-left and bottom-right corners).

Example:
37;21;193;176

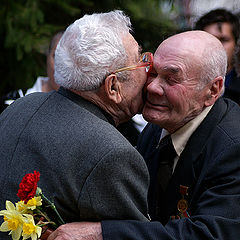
155;54;201;82
155;40;205;80
155;51;186;76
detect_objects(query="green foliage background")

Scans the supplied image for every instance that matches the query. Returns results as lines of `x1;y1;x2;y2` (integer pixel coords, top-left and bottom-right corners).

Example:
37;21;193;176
0;0;180;96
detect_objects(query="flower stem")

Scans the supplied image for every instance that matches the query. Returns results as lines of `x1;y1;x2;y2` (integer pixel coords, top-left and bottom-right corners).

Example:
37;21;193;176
40;193;65;225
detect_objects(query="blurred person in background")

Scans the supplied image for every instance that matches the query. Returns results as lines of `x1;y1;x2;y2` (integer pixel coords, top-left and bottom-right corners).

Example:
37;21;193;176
233;37;240;103
0;31;63;113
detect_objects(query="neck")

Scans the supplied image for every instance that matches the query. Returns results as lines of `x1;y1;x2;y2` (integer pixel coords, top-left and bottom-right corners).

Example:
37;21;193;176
41;80;57;92
72;88;123;126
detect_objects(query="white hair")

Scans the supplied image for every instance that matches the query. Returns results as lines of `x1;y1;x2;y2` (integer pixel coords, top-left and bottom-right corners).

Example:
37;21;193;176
198;42;227;91
54;10;132;91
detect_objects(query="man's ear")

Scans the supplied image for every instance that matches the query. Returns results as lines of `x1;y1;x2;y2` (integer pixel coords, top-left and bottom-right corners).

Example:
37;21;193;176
104;74;122;104
205;76;224;106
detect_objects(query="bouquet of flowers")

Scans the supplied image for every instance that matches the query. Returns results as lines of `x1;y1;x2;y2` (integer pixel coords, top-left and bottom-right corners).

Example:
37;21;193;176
0;171;64;240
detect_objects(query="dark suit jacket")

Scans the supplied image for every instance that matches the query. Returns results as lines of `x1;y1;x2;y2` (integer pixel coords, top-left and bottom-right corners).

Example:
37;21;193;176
117;120;140;146
102;97;240;240
0;87;149;239
223;68;240;105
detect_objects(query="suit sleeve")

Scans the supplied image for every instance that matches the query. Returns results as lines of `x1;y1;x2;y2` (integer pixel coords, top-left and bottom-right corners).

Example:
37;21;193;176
101;142;240;239
78;145;150;221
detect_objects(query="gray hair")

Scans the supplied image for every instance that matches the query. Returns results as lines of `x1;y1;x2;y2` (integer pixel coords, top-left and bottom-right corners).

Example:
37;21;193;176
198;42;227;91
54;10;132;91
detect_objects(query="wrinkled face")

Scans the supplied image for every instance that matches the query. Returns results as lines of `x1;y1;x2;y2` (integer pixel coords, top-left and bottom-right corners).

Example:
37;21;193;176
204;22;235;72
119;33;148;118
143;42;210;133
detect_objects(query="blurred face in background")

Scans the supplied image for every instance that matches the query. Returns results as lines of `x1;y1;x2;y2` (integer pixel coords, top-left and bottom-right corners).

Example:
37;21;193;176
46;35;62;91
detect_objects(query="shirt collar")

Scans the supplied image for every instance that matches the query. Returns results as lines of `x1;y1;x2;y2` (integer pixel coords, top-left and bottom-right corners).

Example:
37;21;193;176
160;105;213;156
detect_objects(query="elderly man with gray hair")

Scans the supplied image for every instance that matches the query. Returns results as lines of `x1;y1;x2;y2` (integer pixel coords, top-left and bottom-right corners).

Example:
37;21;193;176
0;10;153;239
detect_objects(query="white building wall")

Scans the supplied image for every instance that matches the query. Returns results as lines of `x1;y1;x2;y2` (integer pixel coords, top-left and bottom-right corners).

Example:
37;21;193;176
188;0;240;27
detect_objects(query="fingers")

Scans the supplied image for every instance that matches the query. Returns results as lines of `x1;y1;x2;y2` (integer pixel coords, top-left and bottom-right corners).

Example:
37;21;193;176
40;226;53;240
47;230;58;240
47;222;103;240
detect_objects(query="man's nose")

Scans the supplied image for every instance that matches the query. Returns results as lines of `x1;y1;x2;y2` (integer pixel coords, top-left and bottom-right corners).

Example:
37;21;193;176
146;77;164;96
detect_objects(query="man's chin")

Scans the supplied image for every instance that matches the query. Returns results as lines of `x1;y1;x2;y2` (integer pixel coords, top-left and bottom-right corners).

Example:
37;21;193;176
142;106;161;123
142;107;152;122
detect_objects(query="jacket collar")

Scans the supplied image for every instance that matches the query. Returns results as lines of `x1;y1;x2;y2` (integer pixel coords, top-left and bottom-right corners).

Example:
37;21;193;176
57;87;115;126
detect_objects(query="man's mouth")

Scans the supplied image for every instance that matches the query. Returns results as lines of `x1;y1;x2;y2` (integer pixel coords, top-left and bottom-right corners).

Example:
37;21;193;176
145;99;169;109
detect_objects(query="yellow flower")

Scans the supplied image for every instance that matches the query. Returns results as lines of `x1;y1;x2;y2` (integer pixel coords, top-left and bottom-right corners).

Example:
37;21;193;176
16;196;42;213
16;201;28;213
0;200;24;240
26;196;42;210
22;214;41;240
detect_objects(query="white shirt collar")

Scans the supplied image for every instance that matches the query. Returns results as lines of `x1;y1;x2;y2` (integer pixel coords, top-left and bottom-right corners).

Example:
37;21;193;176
160;105;213;157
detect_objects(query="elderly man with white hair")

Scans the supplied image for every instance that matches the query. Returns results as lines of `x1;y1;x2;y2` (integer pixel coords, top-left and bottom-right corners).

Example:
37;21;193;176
0;10;153;239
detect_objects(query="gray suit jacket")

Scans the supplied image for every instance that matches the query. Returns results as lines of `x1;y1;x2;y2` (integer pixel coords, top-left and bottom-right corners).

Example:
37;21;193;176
0;87;149;237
